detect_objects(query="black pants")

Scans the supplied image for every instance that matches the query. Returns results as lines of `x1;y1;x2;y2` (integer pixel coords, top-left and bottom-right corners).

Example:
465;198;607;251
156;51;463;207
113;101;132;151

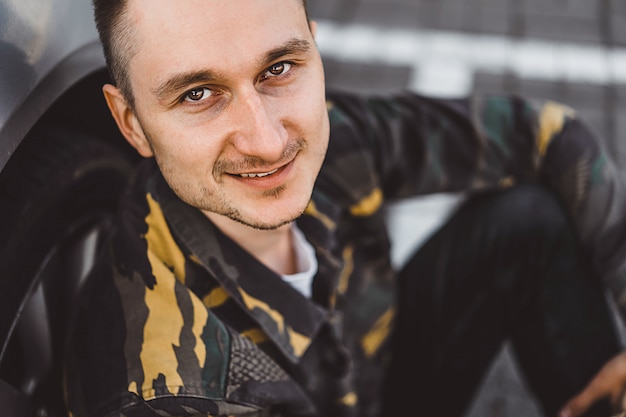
383;184;622;417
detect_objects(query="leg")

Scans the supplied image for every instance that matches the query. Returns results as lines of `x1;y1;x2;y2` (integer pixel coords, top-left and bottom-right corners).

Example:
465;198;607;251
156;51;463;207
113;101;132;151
382;184;621;417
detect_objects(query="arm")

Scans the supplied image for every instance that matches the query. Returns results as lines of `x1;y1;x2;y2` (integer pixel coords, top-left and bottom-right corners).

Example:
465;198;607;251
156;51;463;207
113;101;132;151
328;89;626;416
327;90;626;317
533;101;626;319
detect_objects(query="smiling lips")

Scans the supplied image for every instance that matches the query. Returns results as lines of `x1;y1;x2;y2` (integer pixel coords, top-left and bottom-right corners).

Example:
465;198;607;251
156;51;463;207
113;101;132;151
238;168;279;178
227;159;295;188
223;140;303;184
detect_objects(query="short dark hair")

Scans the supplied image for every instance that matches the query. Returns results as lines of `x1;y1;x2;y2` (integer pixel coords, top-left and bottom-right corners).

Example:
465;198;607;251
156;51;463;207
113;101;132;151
93;0;136;108
92;0;310;109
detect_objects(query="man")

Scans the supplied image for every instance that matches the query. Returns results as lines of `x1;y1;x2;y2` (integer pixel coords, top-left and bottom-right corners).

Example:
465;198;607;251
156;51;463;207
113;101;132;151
65;0;626;416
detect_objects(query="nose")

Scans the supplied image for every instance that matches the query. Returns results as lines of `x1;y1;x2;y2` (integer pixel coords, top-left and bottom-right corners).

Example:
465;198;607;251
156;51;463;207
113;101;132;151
230;87;288;162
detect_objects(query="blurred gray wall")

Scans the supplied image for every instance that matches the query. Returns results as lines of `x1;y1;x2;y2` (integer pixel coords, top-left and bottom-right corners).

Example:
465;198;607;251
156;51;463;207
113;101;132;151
307;2;626;416
309;0;626;176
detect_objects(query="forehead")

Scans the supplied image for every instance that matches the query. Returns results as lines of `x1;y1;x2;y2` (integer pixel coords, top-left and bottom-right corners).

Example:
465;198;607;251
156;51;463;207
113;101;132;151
125;0;310;82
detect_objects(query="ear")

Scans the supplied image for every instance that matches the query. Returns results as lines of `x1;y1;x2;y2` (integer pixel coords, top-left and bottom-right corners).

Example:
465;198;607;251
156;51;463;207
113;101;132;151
102;84;154;158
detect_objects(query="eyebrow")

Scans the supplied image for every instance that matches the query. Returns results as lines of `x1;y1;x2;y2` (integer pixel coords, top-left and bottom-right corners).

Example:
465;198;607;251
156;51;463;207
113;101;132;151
265;38;312;65
151;37;313;102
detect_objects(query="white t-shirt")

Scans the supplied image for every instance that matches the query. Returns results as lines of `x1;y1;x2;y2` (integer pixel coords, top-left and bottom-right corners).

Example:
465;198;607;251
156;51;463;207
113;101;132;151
281;224;317;298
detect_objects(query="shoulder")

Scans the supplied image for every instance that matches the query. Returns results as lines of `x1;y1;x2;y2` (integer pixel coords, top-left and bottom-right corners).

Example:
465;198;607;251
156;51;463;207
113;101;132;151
65;245;313;416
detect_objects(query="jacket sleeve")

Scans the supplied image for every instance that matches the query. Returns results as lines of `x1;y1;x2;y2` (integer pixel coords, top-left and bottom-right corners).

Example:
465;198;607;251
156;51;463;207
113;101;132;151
327;89;626;319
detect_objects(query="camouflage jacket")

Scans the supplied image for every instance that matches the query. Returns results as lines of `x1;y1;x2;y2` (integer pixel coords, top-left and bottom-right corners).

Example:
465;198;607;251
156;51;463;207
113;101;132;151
65;90;626;417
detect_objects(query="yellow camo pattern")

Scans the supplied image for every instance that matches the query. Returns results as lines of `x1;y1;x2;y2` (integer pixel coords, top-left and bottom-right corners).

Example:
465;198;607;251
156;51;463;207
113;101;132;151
241;327;270;344
137;194;208;398
337;245;354;295
203;286;230;308
304;200;336;230
144;194;187;285
238;288;311;357
139;250;185;398
361;308;395;358
349;187;382;217
338;392;358;407
538;101;576;158
190;291;209;369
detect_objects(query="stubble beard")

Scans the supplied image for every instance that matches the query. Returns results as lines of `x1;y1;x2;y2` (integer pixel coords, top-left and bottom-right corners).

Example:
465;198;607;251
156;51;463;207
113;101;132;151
206;183;307;231
170;138;311;231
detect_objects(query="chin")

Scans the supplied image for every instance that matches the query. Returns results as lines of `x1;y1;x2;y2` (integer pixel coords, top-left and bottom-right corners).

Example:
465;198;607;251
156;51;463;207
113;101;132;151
247;187;312;229
230;214;295;231
238;203;307;231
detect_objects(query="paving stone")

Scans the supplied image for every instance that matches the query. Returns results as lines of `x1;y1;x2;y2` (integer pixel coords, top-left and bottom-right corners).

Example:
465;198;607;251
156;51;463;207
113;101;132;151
465;345;543;417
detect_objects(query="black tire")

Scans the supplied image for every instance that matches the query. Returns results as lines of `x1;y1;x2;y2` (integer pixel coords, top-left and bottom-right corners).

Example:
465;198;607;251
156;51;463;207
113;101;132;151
0;125;134;416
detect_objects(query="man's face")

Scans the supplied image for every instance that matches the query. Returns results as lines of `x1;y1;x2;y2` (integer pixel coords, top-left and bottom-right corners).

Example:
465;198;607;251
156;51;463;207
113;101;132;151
111;0;329;230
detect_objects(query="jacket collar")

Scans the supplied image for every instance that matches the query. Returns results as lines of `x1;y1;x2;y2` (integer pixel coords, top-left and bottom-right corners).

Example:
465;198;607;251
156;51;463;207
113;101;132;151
151;170;343;363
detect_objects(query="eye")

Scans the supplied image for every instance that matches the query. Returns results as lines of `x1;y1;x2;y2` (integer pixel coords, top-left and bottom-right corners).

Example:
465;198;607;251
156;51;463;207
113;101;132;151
183;87;213;103
262;62;292;79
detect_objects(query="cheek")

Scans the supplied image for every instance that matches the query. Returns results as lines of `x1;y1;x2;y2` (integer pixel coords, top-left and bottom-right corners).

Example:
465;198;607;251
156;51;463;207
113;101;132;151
304;78;329;132
303;96;330;149
146;132;220;187
284;81;328;135
147;118;219;161
133;102;226;183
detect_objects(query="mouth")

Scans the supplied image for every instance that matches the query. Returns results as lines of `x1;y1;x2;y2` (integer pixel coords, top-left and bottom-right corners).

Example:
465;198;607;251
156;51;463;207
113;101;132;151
224;160;294;188
237;168;279;178
219;139;305;186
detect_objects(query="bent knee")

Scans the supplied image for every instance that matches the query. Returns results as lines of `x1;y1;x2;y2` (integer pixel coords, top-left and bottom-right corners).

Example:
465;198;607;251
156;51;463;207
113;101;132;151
462;184;575;242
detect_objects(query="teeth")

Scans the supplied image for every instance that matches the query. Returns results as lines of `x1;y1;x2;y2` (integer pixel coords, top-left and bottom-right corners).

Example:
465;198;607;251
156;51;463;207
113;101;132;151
239;168;278;178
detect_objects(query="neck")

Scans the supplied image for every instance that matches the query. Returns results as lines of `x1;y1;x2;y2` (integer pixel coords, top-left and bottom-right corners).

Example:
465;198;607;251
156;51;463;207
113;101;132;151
204;212;296;275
